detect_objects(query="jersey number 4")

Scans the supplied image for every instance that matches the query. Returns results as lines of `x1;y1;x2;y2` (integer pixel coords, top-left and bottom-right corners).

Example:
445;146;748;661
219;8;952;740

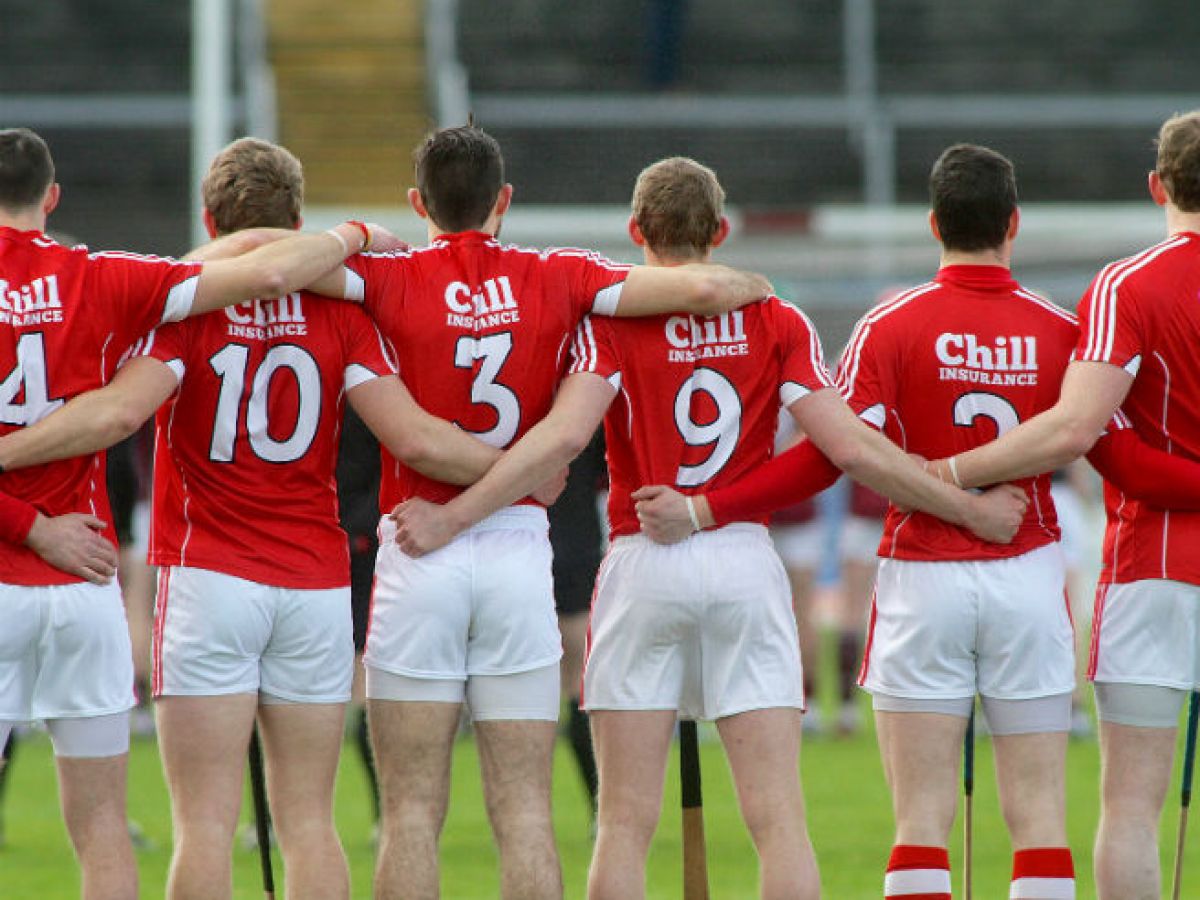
208;344;321;464
0;333;65;426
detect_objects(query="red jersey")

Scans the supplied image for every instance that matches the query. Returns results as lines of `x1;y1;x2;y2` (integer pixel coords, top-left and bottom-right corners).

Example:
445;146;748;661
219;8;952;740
142;294;396;589
849;482;888;520
343;232;629;511
0;228;200;585
1074;233;1200;585
568;297;835;539
837;265;1075;562
771;408;817;525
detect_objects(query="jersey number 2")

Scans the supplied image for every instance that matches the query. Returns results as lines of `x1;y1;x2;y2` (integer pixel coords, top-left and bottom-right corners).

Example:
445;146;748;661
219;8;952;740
953;391;1020;436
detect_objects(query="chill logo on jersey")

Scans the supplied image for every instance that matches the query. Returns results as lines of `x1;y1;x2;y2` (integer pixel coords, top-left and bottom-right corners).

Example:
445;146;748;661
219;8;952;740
224;294;308;340
665;311;748;363
444;276;520;331
0;274;64;327
935;332;1038;387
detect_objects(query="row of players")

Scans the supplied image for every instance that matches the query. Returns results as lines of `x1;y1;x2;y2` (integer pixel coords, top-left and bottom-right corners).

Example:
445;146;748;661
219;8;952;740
1;117;1198;899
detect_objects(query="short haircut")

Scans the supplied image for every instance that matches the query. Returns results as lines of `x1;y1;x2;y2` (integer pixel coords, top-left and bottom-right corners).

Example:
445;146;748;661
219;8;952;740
413;126;504;233
929;143;1017;253
0;128;55;212
1156;111;1200;213
632;156;725;258
202;137;304;234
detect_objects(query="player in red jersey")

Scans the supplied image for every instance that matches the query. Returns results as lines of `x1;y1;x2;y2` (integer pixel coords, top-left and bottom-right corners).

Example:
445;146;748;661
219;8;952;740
922;114;1200;900
389;157;1028;899
312;127;776;899
0;130;410;899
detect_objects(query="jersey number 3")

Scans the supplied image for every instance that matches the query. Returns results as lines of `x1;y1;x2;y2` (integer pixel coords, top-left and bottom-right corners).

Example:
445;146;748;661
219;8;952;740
454;333;519;447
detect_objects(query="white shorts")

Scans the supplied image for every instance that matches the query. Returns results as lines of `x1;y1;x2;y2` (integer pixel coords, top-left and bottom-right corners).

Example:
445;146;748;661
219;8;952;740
154;567;353;703
583;524;803;721
1089;579;1200;689
860;542;1075;701
841;515;884;565
365;507;561;684
770;520;822;571
0;581;135;721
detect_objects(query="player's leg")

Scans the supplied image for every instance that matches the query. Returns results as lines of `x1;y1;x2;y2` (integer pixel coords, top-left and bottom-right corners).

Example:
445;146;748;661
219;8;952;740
367;688;462;900
257;701;349;899
255;583;356;899
976;545;1078;897
717;708;818;899
1086;580;1199;900
153;566;272;900
587;709;677;900
159;694;258;899
470;666;562;900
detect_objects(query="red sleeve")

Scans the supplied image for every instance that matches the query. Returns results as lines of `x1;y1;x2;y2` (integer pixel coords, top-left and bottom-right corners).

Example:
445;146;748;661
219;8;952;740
0;489;38;544
1073;265;1146;368
544;249;630;320
342;305;400;387
567;315;620;379
342;251;408;325
1086;429;1200;509
772;299;836;403
706;438;842;527
88;252;203;336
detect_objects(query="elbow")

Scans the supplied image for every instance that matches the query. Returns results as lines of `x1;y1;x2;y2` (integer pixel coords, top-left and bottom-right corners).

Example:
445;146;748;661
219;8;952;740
824;439;870;478
1055;420;1101;466
689;276;724;317
249;261;289;299
390;432;435;473
110;402;148;444
551;424;592;464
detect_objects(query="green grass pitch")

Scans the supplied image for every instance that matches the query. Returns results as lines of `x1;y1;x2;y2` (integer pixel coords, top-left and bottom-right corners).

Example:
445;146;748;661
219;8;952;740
2;687;1197;896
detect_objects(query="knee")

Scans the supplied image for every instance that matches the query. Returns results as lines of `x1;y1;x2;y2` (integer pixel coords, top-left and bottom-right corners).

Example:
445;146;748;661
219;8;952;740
598;795;662;849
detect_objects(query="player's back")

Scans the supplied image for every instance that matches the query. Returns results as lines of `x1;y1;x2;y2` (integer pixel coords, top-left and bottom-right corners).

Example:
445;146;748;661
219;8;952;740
0;228;198;584
145;293;394;589
1076;233;1200;583
838;265;1078;560
344;232;628;511
571;296;833;538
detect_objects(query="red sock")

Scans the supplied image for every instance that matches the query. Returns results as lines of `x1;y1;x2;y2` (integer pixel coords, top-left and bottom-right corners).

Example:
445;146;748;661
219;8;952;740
884;844;951;899
1010;847;1075;898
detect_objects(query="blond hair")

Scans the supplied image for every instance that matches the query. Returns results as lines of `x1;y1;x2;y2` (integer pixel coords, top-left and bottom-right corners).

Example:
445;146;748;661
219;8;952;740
202;138;304;234
1156;112;1200;212
632;157;725;258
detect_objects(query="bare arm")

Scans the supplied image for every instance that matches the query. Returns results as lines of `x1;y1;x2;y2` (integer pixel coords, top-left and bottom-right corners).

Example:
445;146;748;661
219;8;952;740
182;227;297;262
944;361;1134;488
187;222;407;317
614;264;773;318
792;388;1027;541
391;373;617;555
347;376;502;485
0;358;177;470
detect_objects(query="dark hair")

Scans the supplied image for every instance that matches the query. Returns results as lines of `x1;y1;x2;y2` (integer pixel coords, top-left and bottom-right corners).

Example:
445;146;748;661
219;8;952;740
929;144;1017;252
202;138;304;234
413;126;504;232
0;128;55;211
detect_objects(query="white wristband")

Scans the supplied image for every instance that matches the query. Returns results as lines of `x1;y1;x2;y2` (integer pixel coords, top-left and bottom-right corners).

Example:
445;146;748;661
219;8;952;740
947;455;963;488
685;496;702;533
325;227;350;255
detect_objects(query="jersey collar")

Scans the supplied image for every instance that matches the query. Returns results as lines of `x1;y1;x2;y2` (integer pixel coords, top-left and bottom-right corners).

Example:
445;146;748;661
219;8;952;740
432;230;500;249
934;264;1018;292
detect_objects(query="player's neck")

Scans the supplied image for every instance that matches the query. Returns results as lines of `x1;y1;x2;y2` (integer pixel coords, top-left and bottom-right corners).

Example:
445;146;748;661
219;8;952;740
938;246;1010;270
1164;205;1200;237
0;208;46;233
642;247;711;267
426;211;503;242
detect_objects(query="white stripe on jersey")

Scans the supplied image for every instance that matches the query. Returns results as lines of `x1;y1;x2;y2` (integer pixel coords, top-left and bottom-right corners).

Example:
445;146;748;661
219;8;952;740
592;281;624;316
343;268;366;303
837;282;941;401
344;363;385;391
163;274;199;323
778;302;835;389
1083;236;1189;362
1013;288;1077;326
88;249;183;263
779;381;812;407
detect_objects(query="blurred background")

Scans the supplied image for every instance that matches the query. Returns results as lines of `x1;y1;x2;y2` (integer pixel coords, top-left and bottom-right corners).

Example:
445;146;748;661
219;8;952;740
4;0;1198;348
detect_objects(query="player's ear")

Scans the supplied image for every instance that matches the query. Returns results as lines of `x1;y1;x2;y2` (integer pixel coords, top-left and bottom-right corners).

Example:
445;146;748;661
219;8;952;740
42;182;60;218
408;188;429;220
201;208;219;239
928;210;942;243
1148;170;1171;207
711;215;731;249
628;216;646;247
493;183;513;218
1006;207;1020;242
